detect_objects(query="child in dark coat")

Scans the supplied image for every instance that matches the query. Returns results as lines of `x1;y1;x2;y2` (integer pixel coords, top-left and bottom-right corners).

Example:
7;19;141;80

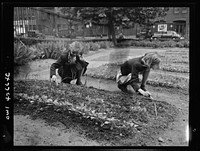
50;42;89;85
116;52;161;97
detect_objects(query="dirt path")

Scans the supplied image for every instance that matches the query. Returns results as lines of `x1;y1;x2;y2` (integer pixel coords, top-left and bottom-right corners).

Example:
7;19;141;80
14;115;107;146
14;48;189;146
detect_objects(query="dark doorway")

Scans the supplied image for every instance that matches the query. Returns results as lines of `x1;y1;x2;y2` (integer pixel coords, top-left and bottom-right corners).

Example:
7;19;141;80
173;20;186;37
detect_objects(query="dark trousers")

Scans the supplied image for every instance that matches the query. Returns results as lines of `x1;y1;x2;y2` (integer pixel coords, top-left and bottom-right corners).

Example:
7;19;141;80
119;66;140;92
58;66;85;84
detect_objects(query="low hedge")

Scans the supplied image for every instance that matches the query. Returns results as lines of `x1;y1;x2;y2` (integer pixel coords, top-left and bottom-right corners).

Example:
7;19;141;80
14;40;114;70
14;42;35;66
14;37;51;46
15;36;189;48
117;39;189;48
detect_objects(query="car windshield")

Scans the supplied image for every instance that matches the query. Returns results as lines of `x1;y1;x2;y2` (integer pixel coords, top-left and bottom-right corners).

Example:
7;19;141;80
168;31;176;34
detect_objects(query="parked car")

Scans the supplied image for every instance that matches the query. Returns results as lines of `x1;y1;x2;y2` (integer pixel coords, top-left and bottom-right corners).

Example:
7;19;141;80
27;30;45;39
151;31;184;41
136;29;152;40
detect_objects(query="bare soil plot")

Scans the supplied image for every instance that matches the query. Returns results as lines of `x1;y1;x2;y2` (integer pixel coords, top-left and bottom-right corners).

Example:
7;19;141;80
14;80;178;146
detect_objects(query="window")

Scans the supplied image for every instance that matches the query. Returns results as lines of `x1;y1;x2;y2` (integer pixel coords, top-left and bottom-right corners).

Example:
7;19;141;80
182;7;188;13
174;7;179;14
33;25;36;30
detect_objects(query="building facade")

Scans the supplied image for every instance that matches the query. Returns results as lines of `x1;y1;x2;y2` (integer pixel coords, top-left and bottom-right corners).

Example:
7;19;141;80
14;7;190;39
154;7;189;39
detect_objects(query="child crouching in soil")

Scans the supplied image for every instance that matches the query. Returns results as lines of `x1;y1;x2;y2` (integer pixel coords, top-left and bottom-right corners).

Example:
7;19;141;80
116;52;161;97
50;41;89;85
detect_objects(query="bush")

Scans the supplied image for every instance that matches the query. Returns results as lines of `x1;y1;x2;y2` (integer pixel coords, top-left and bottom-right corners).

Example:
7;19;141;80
29;45;43;60
82;42;100;51
14;42;34;66
89;42;100;51
183;40;189;48
35;41;66;59
176;40;189;48
14;37;47;46
33;41;96;59
97;41;113;49
162;40;176;47
81;42;90;54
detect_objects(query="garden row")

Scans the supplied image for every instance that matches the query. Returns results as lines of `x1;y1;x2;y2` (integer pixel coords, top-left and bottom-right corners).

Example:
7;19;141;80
14;79;178;145
117;39;189;48
85;63;189;90
159;56;189;64
160;64;189;73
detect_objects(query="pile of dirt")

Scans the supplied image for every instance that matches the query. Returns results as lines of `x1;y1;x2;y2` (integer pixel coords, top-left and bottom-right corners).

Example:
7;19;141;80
14;79;178;146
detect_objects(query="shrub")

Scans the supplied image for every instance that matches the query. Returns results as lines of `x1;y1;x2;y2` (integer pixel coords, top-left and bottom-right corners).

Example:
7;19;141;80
29;45;43;60
88;42;100;51
14;42;34;66
144;40;153;47
33;41;97;59
14;37;47;46
35;41;66;59
176;40;189;48
152;41;160;48
69;41;85;54
32;41;98;59
183;40;189;48
97;41;113;49
131;40;141;47
82;42;91;54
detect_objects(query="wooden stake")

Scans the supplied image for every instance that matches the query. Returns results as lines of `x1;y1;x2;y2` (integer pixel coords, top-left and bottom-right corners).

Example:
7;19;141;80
154;102;158;117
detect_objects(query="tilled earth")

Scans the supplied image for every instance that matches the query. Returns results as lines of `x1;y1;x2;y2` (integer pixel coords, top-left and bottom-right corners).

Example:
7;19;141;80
14;79;178;146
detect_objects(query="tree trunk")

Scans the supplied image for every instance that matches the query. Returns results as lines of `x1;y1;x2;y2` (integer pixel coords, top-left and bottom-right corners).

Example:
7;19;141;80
107;25;111;40
108;11;117;46
110;23;117;46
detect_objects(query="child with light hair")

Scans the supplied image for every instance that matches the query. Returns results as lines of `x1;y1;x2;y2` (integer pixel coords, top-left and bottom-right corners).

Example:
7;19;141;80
116;52;161;97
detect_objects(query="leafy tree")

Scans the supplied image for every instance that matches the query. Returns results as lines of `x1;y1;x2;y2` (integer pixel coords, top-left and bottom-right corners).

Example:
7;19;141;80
60;7;169;45
58;7;79;39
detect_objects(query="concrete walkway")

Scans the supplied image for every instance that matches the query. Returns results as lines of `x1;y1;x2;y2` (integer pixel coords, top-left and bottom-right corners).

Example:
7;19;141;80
84;47;166;68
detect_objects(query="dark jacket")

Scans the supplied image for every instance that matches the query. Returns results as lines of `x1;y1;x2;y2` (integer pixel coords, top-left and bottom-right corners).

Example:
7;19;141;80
120;56;150;91
50;52;89;83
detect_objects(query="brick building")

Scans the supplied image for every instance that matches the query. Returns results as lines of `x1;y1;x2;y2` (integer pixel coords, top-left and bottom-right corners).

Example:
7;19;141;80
154;7;189;39
14;7;189;39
